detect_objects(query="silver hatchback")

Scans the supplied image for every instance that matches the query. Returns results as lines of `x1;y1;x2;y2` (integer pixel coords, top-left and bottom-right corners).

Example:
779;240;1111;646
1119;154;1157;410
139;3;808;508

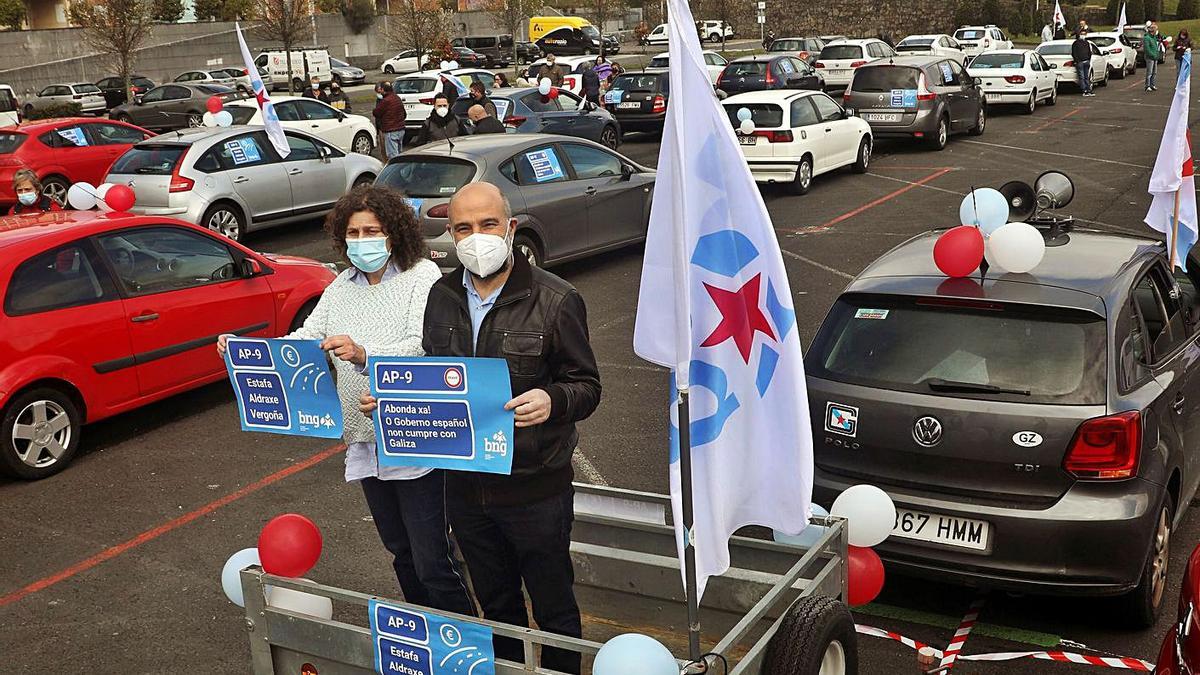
106;126;382;242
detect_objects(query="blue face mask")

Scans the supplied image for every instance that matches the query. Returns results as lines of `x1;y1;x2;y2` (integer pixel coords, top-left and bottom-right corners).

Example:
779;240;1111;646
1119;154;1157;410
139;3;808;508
17;192;37;206
347;236;390;273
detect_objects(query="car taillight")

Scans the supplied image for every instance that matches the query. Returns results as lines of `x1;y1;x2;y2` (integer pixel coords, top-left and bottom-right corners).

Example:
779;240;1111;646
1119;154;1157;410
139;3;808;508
427;203;449;218
502;115;526;128
418;97;434;105
168;159;192;193
717;66;729;85
917;72;936;101
1004;75;1026;84
652;94;666;113
1064;411;1141;479
754;129;793;142
1064;60;1075;67
843;93;851;103
850;60;868;68
243;68;250;75
72;94;82;99
765;68;775;85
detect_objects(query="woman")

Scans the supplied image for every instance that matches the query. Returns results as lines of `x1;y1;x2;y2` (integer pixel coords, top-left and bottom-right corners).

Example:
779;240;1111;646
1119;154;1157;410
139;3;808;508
593;55;613;83
494;72;511;88
1176;29;1193;65
216;186;474;617
9;169;62;215
416;93;468;145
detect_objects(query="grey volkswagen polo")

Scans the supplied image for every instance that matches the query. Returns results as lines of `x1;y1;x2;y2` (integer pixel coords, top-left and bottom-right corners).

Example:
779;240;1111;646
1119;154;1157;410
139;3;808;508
805;227;1200;626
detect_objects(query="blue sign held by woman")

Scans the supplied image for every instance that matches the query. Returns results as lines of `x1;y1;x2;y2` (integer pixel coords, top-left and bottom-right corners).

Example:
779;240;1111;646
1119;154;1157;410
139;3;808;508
224;338;343;438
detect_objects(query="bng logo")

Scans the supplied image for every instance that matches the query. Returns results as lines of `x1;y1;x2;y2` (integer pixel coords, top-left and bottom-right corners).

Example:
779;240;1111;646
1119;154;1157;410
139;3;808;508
484;430;508;457
298;411;337;429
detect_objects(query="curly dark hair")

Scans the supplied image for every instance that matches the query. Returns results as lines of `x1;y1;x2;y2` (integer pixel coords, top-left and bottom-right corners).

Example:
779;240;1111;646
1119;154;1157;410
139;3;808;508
324;184;425;271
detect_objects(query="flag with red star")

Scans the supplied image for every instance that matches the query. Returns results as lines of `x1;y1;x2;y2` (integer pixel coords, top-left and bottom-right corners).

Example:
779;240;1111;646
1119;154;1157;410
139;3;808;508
235;22;290;158
632;0;813;599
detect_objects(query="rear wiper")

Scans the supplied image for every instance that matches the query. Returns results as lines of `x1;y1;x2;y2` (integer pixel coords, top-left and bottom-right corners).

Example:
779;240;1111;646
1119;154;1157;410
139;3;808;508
924;378;1030;396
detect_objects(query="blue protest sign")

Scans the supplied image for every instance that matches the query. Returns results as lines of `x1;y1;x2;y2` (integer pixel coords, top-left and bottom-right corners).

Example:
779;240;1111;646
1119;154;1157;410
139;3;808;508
225;338;343;438
525;148;565;183
370;357;513;474
890;89;918;107
370;600;495;675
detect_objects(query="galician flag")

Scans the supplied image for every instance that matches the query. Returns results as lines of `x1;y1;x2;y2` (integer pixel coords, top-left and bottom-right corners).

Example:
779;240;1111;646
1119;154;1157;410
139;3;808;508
1145;51;1197;270
1052;0;1066;29
1117;2;1127;35
235;22;290;158
632;0;812;597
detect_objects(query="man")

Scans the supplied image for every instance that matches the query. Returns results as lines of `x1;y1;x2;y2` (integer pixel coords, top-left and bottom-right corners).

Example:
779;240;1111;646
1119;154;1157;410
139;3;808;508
466;81;497;118
1078;18;1089;35
416;93;468;145
1072;29;1095;97
580;62;601;105
373;81;407;159
468;104;506;134
537;54;566;87
1054;21;1067;40
426;182;601;674
327;81;352;112
302;76;329;103
1040;22;1053;43
1145;23;1164;91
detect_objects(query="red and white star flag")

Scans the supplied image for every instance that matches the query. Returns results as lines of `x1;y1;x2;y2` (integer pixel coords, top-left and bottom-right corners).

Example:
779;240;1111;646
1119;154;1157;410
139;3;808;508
1145;51;1196;270
235;22;290;158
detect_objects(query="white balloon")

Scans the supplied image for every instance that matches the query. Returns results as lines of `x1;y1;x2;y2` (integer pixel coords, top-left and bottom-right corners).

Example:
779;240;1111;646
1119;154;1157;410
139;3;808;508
94;183;114;212
736;107;752;122
831;484;896;548
202;111;217;127
266;579;332;619
65;183;96;210
538;77;552;96
738;118;755;135
447;60;459;69
988;222;1045;274
220;547;260;608
215;110;233;128
439;60;450;70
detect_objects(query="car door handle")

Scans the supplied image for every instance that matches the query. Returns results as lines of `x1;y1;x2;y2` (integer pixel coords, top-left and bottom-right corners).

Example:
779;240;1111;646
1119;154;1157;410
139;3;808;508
311;124;319;129
233;176;249;184
1175;394;1186;414
584;186;596;195
131;312;159;323
288;168;303;175
825;128;832;132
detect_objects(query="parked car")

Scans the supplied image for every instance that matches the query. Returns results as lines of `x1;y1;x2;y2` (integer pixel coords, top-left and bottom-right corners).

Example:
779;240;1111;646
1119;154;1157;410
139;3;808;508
697;19;734;43
451;46;488;68
328;57;366;86
644;23;670;46
104;126;382;241
843;55;985;150
601;33;621;55
807;228;1200;627
966;49;1058;113
1035;40;1108;90
173;69;243;92
1156;541;1200;672
895;34;967;65
1086;31;1138;79
602;71;669;135
646;50;729;84
451;86;621;148
716;55;824;96
451;35;514;67
95;76;156;110
1123;25;1149;66
723;89;870;195
109;83;239;132
376;133;653;271
381;49;428;74
0;85;18;126
393;68;497;136
514;41;543;65
524;56;599;95
813;38;897;90
212;68;254;92
767;37;827;66
0;208;334;479
23;83;107;117
0;117;151;207
953;25;1013;61
224;96;378;155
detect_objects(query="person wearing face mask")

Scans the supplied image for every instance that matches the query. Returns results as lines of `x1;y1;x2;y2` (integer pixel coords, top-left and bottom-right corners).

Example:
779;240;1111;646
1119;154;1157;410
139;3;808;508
9;169;62;215
302;76;330;103
466;81;496;118
327;80;352;112
364;182;600;674
415;93;468;145
373;81;407;159
537;54;565;87
216;186;474;617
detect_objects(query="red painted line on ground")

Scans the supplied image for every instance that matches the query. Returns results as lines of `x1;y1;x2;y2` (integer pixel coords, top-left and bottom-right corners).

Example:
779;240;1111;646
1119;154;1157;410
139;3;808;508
0;443;347;608
1025;107;1081;134
790;168;953;234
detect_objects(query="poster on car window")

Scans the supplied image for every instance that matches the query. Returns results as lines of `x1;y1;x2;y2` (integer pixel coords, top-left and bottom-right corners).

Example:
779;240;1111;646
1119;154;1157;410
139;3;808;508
369;356;514;474
224;338;344;438
525;148;565;183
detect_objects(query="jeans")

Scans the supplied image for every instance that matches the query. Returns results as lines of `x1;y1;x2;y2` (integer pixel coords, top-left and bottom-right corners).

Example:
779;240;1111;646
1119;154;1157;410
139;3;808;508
1147;58;1159;89
448;487;581;674
1076;61;1092;93
383;130;405;159
360;472;475;616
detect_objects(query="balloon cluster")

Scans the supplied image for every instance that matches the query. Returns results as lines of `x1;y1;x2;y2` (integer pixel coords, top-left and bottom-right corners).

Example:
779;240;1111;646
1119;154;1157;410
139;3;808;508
220;513;330;618
736;107;754;136
935;187;1046;278
438;60;461;70
203;95;234;128
537;77;560;100
66;181;135;212
594;633;679;675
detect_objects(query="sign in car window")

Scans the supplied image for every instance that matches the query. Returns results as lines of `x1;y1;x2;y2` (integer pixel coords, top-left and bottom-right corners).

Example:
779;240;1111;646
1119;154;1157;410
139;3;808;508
226;137;262;165
780;59;795;74
492;98;510;121
56;127;88;147
370;600;496;675
224;338;344;438
525;148;565;182
603;88;624;104
890;89;918;107
939;62;954;84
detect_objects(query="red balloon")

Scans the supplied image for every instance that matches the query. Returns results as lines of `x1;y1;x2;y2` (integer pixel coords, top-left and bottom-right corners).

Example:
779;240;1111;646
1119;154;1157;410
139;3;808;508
206;96;224;114
105;184;136;212
847;545;885;606
548;87;560;99
933;225;984;278
258;514;322;578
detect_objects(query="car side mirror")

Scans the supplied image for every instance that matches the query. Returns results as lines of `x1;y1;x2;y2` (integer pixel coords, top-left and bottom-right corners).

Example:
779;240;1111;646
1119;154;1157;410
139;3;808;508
134;95;143;105
973;76;983;86
620;163;634;180
843;108;855;118
240;258;263;277
1049;63;1058;69
319;145;332;162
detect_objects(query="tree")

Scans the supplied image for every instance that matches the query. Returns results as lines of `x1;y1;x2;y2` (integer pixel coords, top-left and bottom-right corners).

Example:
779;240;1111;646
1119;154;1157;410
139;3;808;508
1106;0;1120;24
581;0;624;55
255;0;311;94
193;0;253;20
387;0;451;73
342;0;375;33
484;0;534;67
152;0;184;21
1180;0;1200;19
0;0;26;30
68;0;153;108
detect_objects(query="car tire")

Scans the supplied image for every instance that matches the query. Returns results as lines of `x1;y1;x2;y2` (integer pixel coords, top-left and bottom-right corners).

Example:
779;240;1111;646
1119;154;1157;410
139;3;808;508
1099;68;1109;87
353;173;375;188
851;137;870;174
764;596;857;675
1023;92;1036;115
352;131;375;156
384;65;395;74
186;112;204;128
1114;63;1125;79
0;387;82;480
927;115;949;150
203;202;246;242
114;112;133;123
22;103;32;118
513;232;542;268
1046;86;1058;106
600;125;620;149
290;299;319;333
1115;496;1173;629
39;175;70;206
788;155;813;195
968;105;985;136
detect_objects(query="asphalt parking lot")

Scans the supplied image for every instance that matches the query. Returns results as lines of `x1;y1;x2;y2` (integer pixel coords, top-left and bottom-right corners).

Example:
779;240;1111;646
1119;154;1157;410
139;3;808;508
2;65;1194;673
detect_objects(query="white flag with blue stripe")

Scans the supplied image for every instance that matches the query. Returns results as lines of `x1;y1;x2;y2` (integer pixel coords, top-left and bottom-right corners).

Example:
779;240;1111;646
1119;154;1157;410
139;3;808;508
236;22;290;158
1145;51;1197;270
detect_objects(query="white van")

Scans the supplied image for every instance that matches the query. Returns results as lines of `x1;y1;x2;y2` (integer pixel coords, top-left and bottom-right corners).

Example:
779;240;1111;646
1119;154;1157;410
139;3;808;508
0;85;19;126
253;49;333;92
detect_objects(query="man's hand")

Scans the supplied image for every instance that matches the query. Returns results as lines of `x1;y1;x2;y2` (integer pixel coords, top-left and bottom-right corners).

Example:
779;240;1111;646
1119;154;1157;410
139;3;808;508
505;389;552;428
322;335;365;367
359;393;377;418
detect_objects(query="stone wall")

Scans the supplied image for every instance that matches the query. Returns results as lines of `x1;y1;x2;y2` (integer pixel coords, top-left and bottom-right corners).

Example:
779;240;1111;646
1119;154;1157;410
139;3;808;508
766;0;957;40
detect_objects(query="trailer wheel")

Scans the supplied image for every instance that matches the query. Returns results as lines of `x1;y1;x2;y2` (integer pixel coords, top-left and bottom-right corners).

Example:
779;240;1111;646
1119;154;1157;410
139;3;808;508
764;595;857;675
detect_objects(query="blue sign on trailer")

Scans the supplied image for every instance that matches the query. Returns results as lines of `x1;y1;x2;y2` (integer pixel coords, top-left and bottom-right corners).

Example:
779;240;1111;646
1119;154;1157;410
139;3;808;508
369;600;496;675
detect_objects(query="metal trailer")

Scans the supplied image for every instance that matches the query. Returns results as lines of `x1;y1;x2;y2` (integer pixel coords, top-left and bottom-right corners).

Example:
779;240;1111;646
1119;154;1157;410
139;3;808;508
241;483;849;675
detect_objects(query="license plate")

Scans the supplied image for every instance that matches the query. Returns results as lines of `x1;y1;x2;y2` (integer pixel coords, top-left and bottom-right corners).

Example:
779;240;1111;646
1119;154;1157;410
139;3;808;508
863;113;900;122
985;93;1002;102
828;69;848;76
892;508;989;551
618;101;642;109
738;135;757;146
404;103;416;109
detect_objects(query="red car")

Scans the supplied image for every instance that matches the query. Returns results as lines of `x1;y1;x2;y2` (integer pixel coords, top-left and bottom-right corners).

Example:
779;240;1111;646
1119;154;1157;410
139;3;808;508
0;209;335;480
0;117;153;208
1158;542;1200;673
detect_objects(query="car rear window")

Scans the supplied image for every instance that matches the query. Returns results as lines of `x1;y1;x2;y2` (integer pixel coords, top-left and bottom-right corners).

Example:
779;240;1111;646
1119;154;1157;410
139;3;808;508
970;53;1024;69
955;30;984;40
898;38;934;47
377;157;476;198
723;102;783;127
132;77;154;88
724;61;768;76
770;39;804;51
806;294;1108;405
73;83;101;93
0;132;27;154
820;45;863;60
649;56;669;68
1037;44;1072;56
1089;36;1116;47
851;66;920;92
611;74;665;92
395;78;436;94
110;145;187;175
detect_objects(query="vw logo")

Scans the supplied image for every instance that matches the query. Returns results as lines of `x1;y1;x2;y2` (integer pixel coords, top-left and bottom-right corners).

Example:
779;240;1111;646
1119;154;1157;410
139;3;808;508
912;416;943;447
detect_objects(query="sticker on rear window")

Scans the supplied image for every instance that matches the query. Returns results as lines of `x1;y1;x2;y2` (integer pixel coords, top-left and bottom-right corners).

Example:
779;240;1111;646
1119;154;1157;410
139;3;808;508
890;89;917;107
493;99;510;120
855;308;889;320
604;88;624;104
825;402;859;437
525;148;564;182
226;138;262;165
439;186;456;193
56;127;88;147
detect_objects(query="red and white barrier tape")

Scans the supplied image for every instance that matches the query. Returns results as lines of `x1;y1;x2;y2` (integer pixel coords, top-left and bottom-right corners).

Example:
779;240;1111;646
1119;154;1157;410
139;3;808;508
940;596;985;670
854;623;940;655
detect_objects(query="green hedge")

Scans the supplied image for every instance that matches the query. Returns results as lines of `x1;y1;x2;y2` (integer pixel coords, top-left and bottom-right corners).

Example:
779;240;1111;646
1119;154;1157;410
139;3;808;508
25;102;83;120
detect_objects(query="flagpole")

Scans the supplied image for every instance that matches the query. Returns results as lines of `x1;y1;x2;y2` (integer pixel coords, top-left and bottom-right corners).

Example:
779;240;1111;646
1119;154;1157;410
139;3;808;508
1172;189;1181;269
676;389;702;661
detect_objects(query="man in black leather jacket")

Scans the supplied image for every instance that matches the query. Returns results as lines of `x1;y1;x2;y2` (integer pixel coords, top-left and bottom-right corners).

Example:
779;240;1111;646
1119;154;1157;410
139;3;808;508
1072;30;1096;96
423;181;600;674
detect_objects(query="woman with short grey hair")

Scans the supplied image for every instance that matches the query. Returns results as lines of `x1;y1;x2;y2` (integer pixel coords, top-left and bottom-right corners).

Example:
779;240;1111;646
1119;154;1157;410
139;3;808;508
8;169;60;215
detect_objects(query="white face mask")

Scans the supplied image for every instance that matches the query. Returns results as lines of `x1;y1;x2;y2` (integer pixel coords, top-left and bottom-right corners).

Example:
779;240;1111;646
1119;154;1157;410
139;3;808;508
435;106;449;117
311;82;319;90
456;223;513;277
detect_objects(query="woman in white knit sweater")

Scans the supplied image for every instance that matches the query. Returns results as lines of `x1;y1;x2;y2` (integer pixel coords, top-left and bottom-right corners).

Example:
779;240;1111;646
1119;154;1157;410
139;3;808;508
218;186;474;616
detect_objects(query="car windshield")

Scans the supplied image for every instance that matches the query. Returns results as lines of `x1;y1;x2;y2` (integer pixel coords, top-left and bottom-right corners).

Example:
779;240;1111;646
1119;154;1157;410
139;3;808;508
331;58;349;67
724;61;768;76
1089;36;1116;47
955;30;985;40
377;157;476;198
0;132;27;154
395;78;436;94
771;40;805;51
649;56;669;68
1124;28;1147;37
970;53;1024;68
723;102;783;127
582;25;600;38
110;145;187;175
852;66;920;92
898;38;934;46
73;84;101;93
806;294;1108;404
1037;44;1073;56
132;77;154;87
820;45;863;60
611;74;664;92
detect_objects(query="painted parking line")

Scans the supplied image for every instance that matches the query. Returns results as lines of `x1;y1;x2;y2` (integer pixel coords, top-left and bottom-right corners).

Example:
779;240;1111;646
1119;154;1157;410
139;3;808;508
789;168;954;234
1024;108;1081;134
573;447;610;487
959;139;1152;169
781;249;855;280
0;443;348;608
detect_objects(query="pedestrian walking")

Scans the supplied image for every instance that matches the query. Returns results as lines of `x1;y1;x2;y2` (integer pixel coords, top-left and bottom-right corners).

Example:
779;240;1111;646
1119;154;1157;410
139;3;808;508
415;93;468;145
9;169;61;215
364;181;601;674
537;54;565;87
1145;23;1164;91
466;81;497;118
1175;29;1193;66
467;104;506;133
1072;30;1095;96
327;81;352;113
373;81;407;159
581;62;601;105
302;76;330;103
218;186;474;618
1041;23;1054;43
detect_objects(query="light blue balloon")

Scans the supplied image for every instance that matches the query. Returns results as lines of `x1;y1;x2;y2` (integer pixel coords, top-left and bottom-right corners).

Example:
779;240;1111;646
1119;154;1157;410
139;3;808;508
737;107;752;122
221;547;261;608
812;503;829;518
959;187;1009;235
594;633;678;675
772;504;831;548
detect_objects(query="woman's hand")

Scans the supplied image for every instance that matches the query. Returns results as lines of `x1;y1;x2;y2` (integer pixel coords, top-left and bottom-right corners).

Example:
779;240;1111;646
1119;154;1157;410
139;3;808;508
321;335;366;366
359;393;378;418
216;333;234;356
